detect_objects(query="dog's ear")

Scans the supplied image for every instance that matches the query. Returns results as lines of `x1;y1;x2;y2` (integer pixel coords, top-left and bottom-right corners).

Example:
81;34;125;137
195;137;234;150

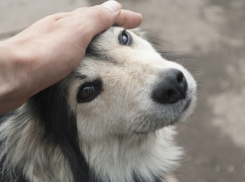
27;82;90;182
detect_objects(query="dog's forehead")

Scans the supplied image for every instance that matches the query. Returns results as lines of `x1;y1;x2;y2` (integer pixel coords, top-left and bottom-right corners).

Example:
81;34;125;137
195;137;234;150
83;27;161;67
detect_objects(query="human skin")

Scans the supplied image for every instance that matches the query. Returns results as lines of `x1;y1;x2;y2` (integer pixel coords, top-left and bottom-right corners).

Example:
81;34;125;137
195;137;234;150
0;1;143;114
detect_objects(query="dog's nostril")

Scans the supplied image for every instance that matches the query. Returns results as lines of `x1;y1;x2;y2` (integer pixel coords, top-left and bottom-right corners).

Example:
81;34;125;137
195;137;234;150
152;69;188;104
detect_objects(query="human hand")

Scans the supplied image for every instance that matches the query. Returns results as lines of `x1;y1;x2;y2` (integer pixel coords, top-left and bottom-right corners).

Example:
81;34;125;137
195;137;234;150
0;1;142;114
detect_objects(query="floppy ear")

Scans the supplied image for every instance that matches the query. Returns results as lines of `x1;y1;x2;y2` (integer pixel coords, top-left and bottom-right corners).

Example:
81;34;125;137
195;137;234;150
27;81;90;182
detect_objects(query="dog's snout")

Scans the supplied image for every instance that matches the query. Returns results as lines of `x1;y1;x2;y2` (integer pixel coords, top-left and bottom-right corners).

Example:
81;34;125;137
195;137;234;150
152;69;187;104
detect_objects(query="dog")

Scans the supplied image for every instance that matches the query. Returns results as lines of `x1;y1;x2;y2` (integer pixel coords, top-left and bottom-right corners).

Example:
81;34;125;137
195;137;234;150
0;27;197;182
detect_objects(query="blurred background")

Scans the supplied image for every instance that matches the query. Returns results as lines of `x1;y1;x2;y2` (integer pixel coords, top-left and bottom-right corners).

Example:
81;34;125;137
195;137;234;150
1;0;245;181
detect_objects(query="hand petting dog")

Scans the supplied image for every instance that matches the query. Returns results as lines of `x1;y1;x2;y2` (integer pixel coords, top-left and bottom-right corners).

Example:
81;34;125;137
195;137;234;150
0;1;143;114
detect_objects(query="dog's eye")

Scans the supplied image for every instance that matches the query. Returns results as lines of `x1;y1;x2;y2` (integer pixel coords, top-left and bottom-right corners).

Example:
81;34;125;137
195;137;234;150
77;80;102;103
79;86;95;99
118;30;132;46
122;34;128;45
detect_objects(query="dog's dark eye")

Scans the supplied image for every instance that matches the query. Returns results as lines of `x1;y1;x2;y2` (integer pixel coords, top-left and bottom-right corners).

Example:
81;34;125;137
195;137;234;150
118;30;132;46
79;86;95;99
77;80;102;103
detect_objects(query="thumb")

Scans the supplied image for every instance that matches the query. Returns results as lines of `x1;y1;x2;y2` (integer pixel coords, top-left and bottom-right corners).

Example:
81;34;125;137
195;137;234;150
76;1;122;40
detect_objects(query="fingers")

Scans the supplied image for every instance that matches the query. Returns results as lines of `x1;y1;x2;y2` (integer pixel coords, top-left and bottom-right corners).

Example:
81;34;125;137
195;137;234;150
68;1;121;47
72;1;142;44
81;1;122;37
114;9;143;29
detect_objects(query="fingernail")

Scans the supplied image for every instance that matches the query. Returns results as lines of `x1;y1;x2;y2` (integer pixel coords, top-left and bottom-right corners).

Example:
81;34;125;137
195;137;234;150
103;1;120;12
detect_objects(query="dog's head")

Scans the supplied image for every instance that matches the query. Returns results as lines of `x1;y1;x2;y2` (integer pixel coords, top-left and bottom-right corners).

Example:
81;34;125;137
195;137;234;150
65;27;197;140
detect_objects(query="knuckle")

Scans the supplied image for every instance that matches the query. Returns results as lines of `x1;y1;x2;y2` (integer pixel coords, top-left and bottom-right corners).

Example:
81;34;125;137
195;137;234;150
47;13;63;21
52;12;72;21
73;7;87;13
86;7;112;25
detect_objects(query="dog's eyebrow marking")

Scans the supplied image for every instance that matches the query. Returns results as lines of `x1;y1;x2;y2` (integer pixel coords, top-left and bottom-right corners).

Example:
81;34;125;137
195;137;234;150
85;44;120;65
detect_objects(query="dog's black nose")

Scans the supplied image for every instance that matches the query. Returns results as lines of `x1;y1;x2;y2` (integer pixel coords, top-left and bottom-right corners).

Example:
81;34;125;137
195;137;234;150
152;69;187;104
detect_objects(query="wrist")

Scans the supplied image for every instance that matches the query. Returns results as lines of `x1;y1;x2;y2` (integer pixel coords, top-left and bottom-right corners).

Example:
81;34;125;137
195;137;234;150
0;40;29;113
0;41;16;96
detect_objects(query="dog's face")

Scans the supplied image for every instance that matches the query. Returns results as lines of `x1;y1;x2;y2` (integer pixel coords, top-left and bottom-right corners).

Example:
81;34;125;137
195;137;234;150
67;27;196;140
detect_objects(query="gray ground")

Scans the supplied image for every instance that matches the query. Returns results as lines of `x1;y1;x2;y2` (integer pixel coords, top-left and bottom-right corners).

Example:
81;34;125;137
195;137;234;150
1;0;245;182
